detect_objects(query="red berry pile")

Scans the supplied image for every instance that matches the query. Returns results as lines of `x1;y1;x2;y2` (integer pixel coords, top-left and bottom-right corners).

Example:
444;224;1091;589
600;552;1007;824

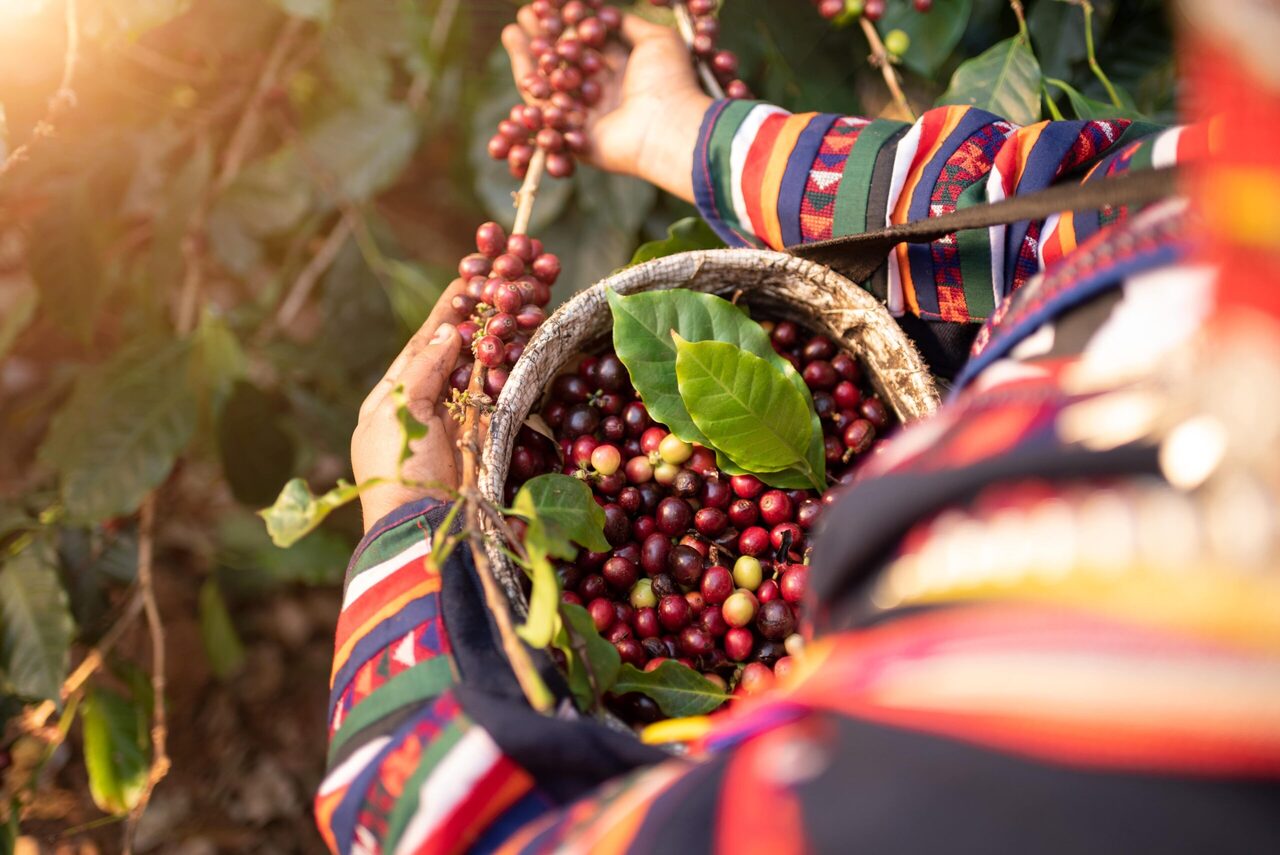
649;0;752;100
447;222;560;401
505;320;895;722
813;0;932;22
488;1;624;179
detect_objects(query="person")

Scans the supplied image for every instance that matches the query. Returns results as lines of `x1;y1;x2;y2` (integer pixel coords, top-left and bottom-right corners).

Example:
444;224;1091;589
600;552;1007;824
319;10;1280;855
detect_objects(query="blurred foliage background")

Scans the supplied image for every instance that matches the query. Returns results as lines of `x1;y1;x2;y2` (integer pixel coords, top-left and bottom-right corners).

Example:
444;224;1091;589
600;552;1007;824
0;0;1173;850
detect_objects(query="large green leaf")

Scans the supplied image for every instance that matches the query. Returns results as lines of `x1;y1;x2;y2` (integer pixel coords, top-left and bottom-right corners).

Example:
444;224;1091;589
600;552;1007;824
304;99;420;203
81;687;149;816
555;602;620;711
879;0;973;77
937;36;1043;127
198;578;245;679
1045;78;1138;121
612;662;728;718
0;543;75;703
510;474;609;558
259;477;364;548
39;339;198;524
629;217;725;266
673;336;824;490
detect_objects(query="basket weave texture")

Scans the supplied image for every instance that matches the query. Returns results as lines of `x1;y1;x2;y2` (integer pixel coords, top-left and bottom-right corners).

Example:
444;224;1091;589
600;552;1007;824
480;248;940;611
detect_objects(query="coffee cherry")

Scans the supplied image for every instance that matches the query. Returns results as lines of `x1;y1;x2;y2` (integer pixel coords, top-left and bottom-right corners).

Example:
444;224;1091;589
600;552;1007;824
758;490;794;527
700;606;729;639
732;555;763;590
831;352;860;382
630;578;657;609
757;578;780;604
700;478;732;510
658;594;692;631
679;625;714;657
632;514;656;542
659;434;693;465
563;403;600;437
739;661;775;695
633;607;661;639
754;640;786;667
679;534;710;559
738;526;770;557
771;522;804;555
561;591;583;607
588;597;615;632
824;435;845;464
780;566;808;604
476;221;507;257
884;28;910;56
694;507;728;537
572;435;598;466
728;498;759;529
475;335;505;367
655;497;692;536
756;600;797;641
601;556;638;591
802;336;836;362
860;397;890;429
672;468;701;498
730;474;764;499
640;427;668;454
796;499;822;531
640;532;671;576
625;456;653;484
724;626;754;661
591;444;621;476
700;564;734;605
785;633;805;659
843;419;876;454
668;544;705;587
802;360;838;390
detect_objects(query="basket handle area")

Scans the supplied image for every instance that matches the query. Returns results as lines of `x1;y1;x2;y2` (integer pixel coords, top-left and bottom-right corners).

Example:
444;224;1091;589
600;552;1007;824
788;166;1178;283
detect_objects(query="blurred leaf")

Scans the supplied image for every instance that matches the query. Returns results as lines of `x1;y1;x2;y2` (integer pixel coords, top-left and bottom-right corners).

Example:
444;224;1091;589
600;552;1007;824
149;138;212;292
39;339;197;523
86;0;193;38
81;687;149;816
212;150;312;238
259;477;363;548
321;32;393;104
675;336;824;490
515;525;559;649
1045;77;1136;120
273;0;332;21
613;662;728;717
216;382;297;507
1027;0;1088;82
510;474;609;557
554;602;620;710
0;276;37;361
629;217;724;266
382;259;446;333
198;578;245;679
390;383;427;467
937;36;1042;126
880;0;973;77
0;542;75;703
305;100;419;203
576;167;657;238
27;190;106;342
217;509;350;588
206;207;264;277
192;311;248;419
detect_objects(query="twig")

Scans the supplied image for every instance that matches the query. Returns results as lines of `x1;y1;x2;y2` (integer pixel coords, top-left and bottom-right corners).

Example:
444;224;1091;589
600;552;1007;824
215;16;306;192
0;0;80;183
512;148;548;236
859;17;916;122
672;3;726;99
1077;0;1123;109
1009;0;1029;40
122;496;169;855
272;215;354;330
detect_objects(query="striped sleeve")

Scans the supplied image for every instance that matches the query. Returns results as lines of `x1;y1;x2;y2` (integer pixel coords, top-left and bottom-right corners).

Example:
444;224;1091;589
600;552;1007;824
690;100;1183;323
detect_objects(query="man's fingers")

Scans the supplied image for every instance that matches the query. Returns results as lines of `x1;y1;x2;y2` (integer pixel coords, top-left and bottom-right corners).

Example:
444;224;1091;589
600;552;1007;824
619;12;671;45
398;322;463;418
502;23;536;86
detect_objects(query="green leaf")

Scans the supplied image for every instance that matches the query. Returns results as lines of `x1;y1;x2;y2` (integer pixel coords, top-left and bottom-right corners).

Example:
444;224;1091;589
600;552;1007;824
192;311;248;420
81;687;149;816
0;543;75;703
304;100;420;203
629;217;725;266
216;510;350;589
1045;77;1138;120
878;0;973;77
674;335;824;490
39;339;198;524
511;474;608;557
273;0;332;20
198;578;245;679
514;529;559;649
612;661;729;718
258;477;364;548
27;190;106;342
555;602;620;710
149;137;212;293
382;259;446;334
0;276;37;361
937;36;1043;127
391;383;428;468
216;381;296;508
212;149;312;238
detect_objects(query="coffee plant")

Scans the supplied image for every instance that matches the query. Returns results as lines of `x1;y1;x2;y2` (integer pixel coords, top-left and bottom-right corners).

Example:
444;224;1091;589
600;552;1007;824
0;0;1173;847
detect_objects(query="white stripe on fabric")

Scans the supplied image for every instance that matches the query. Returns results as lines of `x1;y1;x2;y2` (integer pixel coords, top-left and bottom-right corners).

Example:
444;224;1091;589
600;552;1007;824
730;104;788;232
987;163;1010;308
319;736;393;796
392;728;503;855
1151;126;1184;170
1038;212;1061;270
343;538;431;610
883;118;924;316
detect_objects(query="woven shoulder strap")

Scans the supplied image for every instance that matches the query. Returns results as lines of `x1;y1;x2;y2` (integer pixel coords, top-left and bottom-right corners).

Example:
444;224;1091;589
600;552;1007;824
788;167;1179;283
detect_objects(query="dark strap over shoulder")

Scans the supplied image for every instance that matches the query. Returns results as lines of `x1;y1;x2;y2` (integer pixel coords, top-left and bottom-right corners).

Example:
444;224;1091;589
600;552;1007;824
788;167;1179;283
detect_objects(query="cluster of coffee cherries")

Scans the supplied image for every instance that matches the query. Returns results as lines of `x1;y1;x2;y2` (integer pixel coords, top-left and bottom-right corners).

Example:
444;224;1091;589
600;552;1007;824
813;0;932;22
487;1;624;179
504;324;894;723
648;0;751;100
447;222;560;401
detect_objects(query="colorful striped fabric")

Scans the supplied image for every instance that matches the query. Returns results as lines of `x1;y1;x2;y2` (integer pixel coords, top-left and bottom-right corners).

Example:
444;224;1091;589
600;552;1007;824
689;100;1194;322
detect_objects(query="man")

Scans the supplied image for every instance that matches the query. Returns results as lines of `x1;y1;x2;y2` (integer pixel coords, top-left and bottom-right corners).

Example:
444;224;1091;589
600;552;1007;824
319;9;1280;854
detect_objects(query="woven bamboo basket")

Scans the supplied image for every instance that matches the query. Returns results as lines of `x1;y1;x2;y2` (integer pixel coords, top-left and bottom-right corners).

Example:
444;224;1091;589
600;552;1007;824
479;248;940;612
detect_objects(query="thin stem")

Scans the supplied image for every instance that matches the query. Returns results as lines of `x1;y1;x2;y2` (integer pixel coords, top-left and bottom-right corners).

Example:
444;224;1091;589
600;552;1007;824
1043;85;1065;121
512;147;548;236
0;0;80;183
1009;0;1029;42
1079;0;1123;109
672;3;726;99
273;215;354;330
123;496;170;855
859;17;916;122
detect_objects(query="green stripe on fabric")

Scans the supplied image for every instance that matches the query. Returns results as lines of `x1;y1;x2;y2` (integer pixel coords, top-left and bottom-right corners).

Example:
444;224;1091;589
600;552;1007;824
328;657;455;765
1112;121;1163;152
382;718;470;852
706;99;758;235
1126;136;1157;173
350;516;433;580
956;175;996;319
833;119;908;237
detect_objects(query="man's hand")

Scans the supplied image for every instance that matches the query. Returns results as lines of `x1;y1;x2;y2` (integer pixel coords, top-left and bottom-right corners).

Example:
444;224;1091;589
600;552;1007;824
502;12;712;202
351;280;470;532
